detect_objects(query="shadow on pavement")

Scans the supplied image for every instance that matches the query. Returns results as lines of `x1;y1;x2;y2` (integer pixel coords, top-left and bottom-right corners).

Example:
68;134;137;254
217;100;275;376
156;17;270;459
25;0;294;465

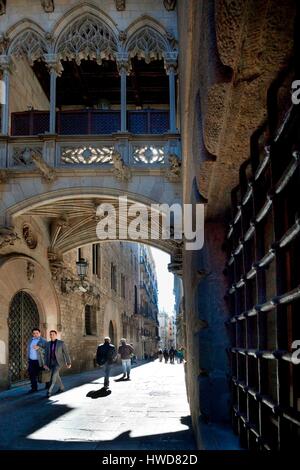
86;387;112;398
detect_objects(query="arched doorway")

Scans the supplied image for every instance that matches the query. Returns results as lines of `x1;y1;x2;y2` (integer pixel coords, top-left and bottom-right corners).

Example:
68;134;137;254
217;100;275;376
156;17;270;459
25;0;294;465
8;291;40;383
108;320;115;346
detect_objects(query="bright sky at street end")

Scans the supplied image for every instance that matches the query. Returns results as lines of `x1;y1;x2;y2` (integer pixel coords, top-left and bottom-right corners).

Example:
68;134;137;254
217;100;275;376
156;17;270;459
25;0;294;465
150;247;174;315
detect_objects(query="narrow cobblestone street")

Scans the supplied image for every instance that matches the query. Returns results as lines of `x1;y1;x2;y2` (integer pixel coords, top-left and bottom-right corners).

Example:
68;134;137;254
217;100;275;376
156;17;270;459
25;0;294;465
0;360;197;450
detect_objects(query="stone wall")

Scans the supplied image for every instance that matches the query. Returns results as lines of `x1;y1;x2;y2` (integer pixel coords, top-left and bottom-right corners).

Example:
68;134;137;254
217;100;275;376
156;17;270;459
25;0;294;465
177;0;296;449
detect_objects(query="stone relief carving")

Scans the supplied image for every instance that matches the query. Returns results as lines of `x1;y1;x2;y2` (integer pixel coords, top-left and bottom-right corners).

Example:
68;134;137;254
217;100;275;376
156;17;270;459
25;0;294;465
31;150;56;182
163;0;176;11
118;30;127;43
23;224;38;249
0;34;9;53
115;0;125;11
111;150;131;181
167;246;182;276
56;17;118;65
165;153;181;181
48;250;65;280
0;1;5;16
41;0;54;13
12;147;40;166
127;27;171;63
0;227;19;250
27;261;35;282
9;31;48;65
0;170;9;183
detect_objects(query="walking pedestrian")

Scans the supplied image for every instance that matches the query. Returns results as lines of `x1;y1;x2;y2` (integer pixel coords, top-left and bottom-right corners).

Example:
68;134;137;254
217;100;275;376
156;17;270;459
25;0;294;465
118;338;134;380
158;348;163;362
44;330;71;397
163;348;169;363
96;336;117;388
27;328;47;393
169;346;176;364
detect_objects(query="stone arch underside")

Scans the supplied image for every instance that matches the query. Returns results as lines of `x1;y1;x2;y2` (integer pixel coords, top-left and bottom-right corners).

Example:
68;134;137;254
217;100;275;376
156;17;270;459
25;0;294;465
7;191;182;256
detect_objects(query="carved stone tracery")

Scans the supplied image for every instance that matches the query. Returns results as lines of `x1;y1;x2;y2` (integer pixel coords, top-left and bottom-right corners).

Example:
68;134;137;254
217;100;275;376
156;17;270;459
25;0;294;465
9;31;48;65
126;27;173;63
56;16;118;65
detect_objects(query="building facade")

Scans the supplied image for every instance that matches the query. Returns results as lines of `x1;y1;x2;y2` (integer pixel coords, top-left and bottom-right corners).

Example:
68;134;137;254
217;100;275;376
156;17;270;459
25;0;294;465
158;309;169;349
138;244;159;358
1;0;300;451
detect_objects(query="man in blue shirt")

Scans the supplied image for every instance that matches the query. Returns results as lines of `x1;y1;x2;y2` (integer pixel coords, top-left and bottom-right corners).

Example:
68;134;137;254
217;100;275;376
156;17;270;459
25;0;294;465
27;328;47;393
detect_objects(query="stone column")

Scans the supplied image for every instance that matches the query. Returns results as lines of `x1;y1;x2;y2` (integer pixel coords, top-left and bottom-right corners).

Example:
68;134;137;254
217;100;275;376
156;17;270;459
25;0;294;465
0;55;11;135
45;54;62;134
165;53;178;133
117;53;130;132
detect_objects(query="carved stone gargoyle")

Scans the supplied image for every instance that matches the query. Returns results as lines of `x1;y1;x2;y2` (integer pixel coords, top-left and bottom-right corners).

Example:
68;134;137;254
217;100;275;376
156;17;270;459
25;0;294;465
31;151;56;183
115;0;125;11
111;150;131;181
166;153;181;182
163;0;176;11
41;0;54;13
0;170;9;184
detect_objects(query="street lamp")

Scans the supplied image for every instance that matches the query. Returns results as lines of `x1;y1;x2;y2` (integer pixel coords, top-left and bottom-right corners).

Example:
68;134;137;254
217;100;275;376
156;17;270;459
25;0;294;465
76;258;88;281
61;257;99;296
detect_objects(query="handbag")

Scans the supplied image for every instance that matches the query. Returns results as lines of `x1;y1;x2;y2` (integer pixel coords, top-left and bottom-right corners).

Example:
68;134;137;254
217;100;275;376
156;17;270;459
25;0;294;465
38;369;51;383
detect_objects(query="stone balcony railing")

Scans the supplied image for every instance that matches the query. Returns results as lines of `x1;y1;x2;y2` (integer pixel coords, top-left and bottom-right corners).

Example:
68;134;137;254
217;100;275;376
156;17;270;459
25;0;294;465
0;132;181;173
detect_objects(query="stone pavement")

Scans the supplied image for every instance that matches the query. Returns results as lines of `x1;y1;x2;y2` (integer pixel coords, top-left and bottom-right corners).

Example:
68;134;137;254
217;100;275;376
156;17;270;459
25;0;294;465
0;360;197;450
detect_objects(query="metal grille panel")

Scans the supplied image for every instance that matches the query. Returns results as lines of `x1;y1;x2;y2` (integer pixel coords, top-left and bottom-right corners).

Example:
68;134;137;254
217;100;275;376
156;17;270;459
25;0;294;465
225;105;300;449
8;292;40;383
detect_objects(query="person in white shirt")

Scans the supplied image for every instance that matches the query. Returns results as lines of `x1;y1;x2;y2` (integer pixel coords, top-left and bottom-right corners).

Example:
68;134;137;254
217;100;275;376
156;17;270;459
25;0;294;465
27;328;47;393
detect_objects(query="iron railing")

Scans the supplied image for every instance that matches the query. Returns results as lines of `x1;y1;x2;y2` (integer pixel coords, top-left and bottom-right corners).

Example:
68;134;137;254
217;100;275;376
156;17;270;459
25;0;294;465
10;109;170;136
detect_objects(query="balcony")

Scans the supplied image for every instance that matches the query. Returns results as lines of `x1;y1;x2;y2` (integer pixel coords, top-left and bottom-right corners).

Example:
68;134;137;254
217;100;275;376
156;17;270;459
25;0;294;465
11;109;170;136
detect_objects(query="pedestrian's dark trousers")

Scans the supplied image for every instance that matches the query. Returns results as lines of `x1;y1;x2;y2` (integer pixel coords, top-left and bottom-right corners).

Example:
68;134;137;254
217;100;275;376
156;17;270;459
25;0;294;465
28;359;40;391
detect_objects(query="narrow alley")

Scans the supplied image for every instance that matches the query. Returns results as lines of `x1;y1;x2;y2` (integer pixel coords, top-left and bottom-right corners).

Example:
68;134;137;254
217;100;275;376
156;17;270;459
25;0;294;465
0;360;197;451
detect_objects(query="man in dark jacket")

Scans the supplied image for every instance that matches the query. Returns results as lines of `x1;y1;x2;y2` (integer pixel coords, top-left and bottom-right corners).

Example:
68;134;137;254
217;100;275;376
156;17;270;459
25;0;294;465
44;330;71;397
96;336;117;388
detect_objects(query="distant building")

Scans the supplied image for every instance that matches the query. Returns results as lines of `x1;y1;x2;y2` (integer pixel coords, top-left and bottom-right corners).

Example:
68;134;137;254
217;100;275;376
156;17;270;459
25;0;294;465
158;310;169;349
167;314;176;349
